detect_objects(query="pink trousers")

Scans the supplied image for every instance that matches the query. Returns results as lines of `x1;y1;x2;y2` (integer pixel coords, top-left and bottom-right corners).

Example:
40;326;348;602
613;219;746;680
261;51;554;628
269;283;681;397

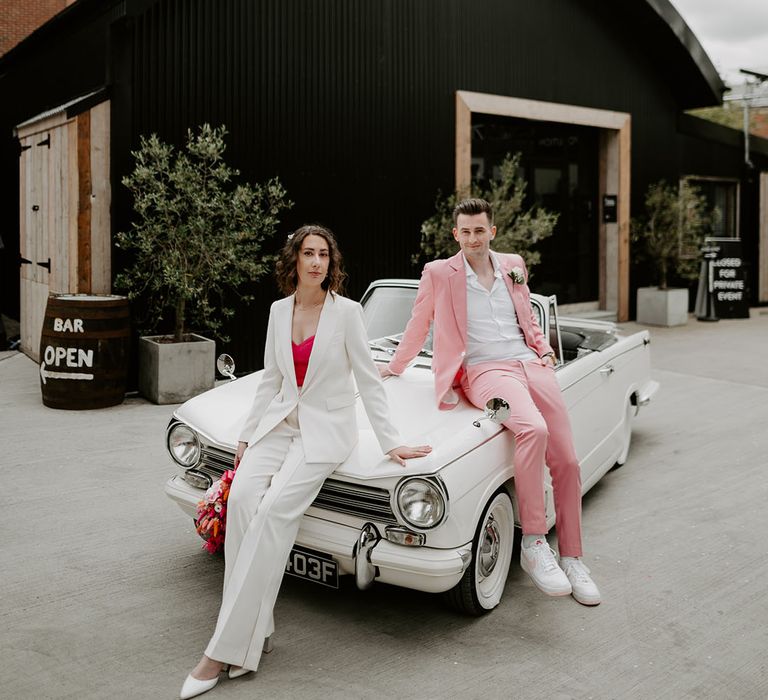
462;359;583;557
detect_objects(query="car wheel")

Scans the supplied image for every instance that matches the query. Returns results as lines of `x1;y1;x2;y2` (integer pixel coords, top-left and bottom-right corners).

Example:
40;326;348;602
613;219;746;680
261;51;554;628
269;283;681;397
614;398;635;467
443;491;516;616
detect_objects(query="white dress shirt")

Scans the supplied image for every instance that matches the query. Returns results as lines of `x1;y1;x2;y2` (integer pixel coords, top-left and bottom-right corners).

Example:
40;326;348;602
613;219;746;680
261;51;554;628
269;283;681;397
464;252;537;366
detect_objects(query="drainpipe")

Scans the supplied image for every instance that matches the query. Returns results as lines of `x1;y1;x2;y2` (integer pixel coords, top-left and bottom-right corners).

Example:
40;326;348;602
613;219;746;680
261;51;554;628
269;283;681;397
743;100;752;168
737;69;768;168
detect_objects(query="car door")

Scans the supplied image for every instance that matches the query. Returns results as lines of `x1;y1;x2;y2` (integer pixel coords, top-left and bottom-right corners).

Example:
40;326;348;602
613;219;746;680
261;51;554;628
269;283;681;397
560;345;629;486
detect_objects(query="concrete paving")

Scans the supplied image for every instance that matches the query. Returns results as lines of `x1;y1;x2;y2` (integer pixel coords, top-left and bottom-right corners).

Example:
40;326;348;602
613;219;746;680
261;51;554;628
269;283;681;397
1;309;767;700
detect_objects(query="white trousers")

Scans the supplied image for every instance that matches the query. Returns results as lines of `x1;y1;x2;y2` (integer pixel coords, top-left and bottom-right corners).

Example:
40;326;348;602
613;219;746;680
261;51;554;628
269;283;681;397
205;411;336;671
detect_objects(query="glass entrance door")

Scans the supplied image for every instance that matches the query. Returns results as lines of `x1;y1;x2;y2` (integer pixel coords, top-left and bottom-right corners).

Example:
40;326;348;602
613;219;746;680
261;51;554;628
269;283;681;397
471;116;599;304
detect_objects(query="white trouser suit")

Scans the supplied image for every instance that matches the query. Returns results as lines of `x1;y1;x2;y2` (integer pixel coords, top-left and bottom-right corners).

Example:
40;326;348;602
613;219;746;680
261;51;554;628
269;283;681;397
205;293;401;671
205;410;334;670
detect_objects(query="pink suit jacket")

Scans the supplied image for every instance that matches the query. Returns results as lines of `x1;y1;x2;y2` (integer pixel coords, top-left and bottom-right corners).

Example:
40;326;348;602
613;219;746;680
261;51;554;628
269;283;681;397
389;250;554;410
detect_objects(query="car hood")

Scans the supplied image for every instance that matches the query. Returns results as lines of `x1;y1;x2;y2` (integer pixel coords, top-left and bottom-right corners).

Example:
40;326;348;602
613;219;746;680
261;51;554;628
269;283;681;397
175;366;500;481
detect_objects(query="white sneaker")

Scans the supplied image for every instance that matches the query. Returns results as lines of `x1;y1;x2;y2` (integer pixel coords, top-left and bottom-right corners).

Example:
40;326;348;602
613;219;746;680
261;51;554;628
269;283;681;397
561;558;601;606
520;539;572;596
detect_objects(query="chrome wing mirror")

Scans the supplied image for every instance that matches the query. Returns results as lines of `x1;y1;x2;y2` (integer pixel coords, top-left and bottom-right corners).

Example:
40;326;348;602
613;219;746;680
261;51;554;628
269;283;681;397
473;398;510;427
216;353;236;381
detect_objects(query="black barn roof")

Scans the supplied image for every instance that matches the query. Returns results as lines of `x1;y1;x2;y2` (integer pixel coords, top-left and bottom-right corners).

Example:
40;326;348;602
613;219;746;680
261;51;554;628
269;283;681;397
645;0;725;104
0;0;726;110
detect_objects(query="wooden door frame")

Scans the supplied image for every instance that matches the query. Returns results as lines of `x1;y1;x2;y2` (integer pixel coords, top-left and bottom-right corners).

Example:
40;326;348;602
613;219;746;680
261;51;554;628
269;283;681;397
760;172;768;304
455;90;631;321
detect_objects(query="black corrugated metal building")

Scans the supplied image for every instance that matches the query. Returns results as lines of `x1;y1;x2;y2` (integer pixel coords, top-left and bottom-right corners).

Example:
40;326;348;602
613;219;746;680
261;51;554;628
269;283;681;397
2;0;767;371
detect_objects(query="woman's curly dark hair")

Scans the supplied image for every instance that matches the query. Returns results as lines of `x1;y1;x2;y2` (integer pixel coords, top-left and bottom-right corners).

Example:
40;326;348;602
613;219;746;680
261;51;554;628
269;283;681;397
274;224;347;296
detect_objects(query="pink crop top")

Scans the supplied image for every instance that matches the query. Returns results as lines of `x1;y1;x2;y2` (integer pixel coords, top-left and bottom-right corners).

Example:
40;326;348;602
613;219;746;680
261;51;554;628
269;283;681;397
292;335;315;387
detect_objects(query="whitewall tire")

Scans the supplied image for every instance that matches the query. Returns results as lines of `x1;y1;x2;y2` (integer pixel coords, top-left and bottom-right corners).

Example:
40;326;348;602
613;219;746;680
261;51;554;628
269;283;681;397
615;397;635;467
443;491;516;616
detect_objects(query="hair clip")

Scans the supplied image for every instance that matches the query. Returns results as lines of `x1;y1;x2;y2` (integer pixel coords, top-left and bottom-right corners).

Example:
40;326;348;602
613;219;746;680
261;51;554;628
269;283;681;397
287;233;294;241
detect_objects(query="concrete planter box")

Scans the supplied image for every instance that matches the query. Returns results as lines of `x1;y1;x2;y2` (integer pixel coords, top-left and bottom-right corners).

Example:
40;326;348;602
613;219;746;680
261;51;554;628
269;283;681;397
139;333;215;404
636;286;689;327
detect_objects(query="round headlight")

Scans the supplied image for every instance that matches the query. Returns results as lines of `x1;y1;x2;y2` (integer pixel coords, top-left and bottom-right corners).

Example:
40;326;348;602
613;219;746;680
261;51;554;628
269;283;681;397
396;478;446;529
167;423;201;468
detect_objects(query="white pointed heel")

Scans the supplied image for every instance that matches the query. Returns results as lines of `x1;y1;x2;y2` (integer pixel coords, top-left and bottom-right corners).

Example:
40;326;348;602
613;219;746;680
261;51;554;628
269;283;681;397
179;673;219;700
228;666;251;679
228;636;272;679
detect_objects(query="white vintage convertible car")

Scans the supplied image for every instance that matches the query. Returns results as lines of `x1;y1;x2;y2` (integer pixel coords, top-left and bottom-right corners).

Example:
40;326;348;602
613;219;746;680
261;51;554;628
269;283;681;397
164;279;658;615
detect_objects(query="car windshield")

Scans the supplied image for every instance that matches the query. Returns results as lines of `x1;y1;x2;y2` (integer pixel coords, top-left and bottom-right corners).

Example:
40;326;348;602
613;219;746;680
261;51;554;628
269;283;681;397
360;283;557;360
361;285;433;354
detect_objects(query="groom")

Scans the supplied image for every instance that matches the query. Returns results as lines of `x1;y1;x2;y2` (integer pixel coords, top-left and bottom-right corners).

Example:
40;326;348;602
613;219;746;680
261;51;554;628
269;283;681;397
380;197;600;605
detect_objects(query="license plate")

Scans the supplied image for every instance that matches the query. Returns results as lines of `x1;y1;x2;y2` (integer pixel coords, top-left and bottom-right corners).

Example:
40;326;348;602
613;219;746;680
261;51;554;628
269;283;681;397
285;545;339;589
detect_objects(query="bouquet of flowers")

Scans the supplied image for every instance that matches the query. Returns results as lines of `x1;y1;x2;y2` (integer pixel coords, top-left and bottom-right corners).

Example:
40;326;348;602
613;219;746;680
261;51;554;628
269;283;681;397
195;468;236;553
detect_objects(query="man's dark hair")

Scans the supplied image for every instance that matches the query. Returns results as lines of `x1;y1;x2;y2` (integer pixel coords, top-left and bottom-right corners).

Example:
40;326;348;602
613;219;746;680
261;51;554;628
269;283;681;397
453;198;494;226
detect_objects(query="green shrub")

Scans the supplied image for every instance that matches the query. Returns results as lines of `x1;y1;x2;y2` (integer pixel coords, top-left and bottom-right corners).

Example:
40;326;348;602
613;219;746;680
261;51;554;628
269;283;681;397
631;180;717;289
116;124;291;341
416;153;558;271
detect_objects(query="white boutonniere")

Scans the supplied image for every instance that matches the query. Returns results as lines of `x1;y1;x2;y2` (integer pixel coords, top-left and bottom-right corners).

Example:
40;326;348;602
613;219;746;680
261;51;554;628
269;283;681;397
509;267;525;284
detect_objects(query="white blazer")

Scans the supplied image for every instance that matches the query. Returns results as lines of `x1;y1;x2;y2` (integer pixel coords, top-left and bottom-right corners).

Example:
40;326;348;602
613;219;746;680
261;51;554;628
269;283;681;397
239;292;402;463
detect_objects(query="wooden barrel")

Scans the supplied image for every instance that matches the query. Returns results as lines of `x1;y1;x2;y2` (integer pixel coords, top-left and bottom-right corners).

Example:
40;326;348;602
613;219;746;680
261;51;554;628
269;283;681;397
39;294;130;410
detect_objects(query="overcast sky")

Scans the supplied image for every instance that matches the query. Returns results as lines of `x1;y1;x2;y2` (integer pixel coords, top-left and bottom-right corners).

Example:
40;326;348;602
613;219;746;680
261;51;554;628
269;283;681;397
670;0;768;86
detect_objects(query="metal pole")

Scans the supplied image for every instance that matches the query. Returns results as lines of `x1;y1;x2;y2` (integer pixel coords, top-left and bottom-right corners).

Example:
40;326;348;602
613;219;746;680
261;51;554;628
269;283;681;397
696;246;719;322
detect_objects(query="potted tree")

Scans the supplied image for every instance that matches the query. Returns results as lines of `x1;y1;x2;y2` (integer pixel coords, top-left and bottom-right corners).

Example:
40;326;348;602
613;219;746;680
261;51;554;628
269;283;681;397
417;153;558;268
632;179;714;327
116;124;291;403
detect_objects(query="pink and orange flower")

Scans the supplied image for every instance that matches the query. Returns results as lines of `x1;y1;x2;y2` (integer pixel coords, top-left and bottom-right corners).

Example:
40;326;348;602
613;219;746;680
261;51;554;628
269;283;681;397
195;469;236;553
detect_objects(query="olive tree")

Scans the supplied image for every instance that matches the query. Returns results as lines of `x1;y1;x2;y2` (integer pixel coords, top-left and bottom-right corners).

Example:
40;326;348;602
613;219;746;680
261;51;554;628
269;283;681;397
631;180;716;289
416;153;558;271
116;124;291;341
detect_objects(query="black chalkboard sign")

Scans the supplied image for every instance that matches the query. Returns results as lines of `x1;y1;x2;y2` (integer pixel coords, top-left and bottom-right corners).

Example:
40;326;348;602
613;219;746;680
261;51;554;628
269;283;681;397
705;237;750;319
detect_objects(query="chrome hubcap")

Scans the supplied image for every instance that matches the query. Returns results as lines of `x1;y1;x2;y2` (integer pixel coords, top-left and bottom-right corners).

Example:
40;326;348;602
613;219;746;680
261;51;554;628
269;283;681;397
478;514;501;577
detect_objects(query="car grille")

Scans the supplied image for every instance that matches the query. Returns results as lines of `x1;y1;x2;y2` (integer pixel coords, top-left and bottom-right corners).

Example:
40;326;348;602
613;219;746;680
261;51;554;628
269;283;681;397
200;444;234;472
195;444;397;524
311;478;397;524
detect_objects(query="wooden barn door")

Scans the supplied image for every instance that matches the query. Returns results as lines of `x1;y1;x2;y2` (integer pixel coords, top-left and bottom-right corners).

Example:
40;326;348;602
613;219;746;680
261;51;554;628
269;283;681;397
19;130;55;361
16;100;111;362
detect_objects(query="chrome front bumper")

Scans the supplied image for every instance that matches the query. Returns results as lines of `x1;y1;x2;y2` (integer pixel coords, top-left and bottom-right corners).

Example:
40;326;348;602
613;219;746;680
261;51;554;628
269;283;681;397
164;474;470;594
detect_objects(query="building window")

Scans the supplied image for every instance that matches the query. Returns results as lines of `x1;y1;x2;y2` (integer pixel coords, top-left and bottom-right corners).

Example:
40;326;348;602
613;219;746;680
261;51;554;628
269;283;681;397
685;177;740;238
